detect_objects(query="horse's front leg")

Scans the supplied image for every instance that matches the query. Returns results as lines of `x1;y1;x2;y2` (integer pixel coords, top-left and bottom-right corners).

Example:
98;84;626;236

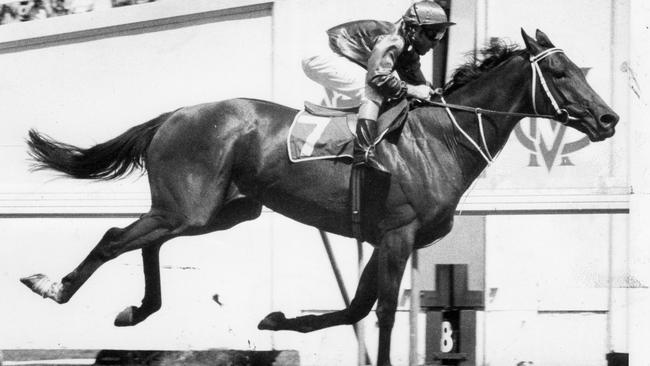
114;244;162;326
375;221;418;366
258;249;379;332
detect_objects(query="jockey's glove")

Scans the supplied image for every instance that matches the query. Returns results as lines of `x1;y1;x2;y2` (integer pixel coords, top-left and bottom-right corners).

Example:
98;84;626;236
406;84;435;100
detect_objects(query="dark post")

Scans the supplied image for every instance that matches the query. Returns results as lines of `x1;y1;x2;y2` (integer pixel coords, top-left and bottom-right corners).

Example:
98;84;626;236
431;0;451;89
420;264;484;366
606;352;629;366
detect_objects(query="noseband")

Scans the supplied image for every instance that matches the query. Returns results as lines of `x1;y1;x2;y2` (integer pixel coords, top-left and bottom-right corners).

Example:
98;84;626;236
426;47;573;164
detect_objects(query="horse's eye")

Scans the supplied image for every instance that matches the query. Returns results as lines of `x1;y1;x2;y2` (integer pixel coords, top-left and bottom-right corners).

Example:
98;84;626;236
551;70;567;79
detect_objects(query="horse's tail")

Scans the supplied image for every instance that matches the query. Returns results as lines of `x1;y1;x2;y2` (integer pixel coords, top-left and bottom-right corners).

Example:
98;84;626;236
27;111;174;180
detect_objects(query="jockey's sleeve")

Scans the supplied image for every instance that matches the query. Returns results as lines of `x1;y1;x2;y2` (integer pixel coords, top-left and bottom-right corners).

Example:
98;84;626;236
396;49;428;86
366;35;408;99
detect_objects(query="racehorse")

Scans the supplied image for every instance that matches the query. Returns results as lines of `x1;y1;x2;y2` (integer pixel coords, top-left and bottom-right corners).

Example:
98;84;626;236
21;30;618;366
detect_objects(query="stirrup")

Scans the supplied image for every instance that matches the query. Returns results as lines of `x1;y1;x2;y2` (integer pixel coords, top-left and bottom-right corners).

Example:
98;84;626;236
353;152;389;175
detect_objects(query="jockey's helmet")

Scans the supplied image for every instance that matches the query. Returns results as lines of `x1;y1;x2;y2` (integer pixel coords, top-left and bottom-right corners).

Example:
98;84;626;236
402;1;455;29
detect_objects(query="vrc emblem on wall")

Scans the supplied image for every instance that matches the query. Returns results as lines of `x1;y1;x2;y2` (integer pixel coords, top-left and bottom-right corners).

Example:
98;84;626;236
514;67;592;171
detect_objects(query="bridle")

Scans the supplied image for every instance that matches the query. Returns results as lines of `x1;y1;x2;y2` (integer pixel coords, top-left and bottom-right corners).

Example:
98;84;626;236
530;48;572;121
424;47;576;164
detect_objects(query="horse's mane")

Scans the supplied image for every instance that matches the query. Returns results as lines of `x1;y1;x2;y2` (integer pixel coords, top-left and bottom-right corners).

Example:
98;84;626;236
443;39;525;94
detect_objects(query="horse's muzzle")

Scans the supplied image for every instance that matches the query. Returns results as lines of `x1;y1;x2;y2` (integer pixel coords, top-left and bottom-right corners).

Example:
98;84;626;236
593;110;619;140
598;112;619;130
570;109;618;142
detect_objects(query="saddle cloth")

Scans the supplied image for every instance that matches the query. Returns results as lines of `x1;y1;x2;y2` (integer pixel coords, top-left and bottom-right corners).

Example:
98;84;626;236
287;111;356;162
287;98;409;163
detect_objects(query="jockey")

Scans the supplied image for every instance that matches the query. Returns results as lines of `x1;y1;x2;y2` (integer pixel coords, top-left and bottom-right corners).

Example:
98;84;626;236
302;1;454;174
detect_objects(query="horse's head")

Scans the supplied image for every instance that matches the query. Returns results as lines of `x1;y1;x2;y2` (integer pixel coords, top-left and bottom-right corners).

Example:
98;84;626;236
521;29;618;142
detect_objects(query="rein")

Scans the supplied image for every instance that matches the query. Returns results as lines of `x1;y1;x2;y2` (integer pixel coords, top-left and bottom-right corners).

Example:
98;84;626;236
424;47;574;164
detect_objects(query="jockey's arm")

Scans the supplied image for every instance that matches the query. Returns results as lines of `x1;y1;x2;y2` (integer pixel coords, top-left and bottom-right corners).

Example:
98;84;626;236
366;35;433;101
366;35;408;100
397;49;434;99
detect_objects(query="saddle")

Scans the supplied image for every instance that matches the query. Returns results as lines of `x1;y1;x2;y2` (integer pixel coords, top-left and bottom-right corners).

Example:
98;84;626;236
304;101;359;117
288;98;409;162
288;98;410;242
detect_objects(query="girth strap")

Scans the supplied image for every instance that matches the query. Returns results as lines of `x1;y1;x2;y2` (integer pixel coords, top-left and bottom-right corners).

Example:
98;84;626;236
350;167;364;241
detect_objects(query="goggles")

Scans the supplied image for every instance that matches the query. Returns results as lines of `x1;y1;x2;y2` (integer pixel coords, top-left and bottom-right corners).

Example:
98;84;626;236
422;28;446;42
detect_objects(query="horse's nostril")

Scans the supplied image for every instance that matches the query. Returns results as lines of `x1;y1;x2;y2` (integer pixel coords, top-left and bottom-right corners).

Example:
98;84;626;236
600;113;619;126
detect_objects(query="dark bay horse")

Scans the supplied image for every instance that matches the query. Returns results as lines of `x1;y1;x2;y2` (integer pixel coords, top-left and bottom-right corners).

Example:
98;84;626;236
21;30;618;366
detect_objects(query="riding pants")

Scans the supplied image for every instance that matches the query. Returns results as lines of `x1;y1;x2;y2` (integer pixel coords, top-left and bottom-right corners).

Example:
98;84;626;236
302;52;382;120
302;52;388;173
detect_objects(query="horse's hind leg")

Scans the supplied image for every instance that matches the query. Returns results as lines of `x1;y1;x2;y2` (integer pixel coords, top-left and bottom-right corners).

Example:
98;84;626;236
20;211;182;305
115;189;261;327
114;244;162;326
258;249;379;333
192;186;263;234
21;129;245;321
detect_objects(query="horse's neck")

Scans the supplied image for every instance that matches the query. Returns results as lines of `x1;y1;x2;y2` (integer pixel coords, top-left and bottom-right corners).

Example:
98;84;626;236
442;56;531;178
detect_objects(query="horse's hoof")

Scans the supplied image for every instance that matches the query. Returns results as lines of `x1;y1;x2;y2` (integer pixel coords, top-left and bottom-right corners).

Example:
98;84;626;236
20;273;47;293
257;311;287;330
20;274;65;303
114;306;138;327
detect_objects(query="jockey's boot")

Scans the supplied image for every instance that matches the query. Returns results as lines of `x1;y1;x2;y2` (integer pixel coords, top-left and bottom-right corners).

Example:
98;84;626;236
353;118;389;175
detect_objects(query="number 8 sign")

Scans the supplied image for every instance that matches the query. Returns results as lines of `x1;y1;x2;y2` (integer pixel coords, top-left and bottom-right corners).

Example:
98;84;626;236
440;320;454;353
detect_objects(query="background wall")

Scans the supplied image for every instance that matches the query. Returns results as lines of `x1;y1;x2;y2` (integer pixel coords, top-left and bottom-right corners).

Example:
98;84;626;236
0;1;643;366
0;1;273;213
626;1;650;365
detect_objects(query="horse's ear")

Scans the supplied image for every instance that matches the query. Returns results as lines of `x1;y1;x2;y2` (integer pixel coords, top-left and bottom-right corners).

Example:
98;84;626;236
521;28;542;55
535;29;556;48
